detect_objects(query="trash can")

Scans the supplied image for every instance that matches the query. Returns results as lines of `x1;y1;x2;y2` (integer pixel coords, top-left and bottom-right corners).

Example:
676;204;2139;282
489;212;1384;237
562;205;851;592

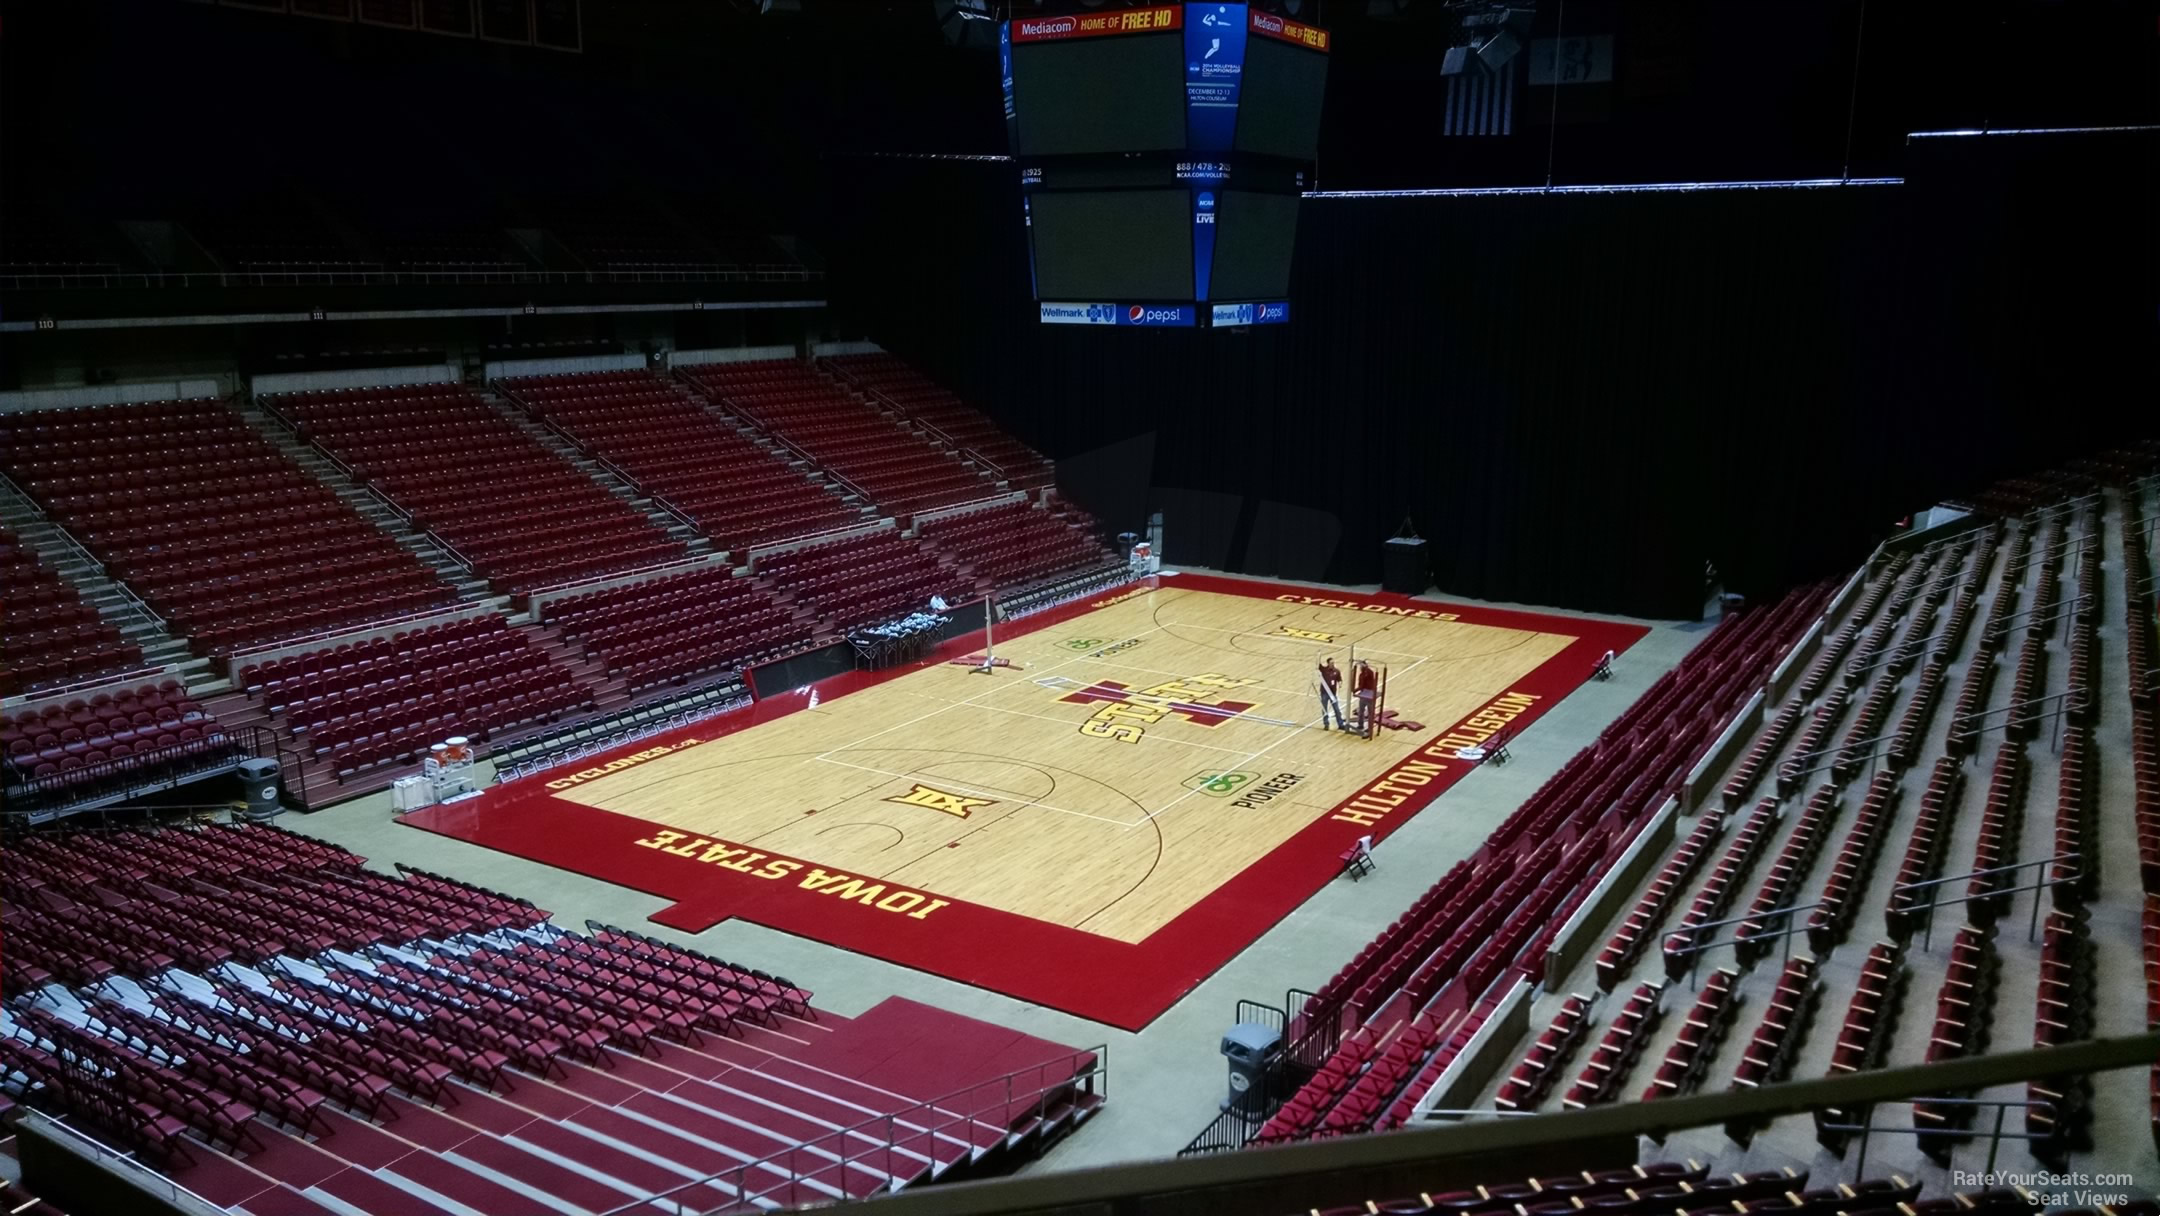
1221;1022;1282;1113
237;757;283;822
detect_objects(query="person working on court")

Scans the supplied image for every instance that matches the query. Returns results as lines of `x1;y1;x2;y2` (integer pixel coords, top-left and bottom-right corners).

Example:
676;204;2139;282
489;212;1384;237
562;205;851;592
1317;658;1346;730
1352;659;1380;737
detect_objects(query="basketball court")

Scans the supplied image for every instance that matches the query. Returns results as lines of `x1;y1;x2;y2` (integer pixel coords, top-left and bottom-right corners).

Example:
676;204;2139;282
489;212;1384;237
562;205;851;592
406;573;1646;1028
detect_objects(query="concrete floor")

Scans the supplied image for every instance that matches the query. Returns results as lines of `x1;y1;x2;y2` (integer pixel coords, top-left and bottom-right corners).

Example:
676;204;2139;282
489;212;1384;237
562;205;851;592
274;569;1710;1175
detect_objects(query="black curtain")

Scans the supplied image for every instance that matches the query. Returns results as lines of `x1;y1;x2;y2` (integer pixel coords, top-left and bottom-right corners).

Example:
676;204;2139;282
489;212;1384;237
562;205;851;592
826;130;2156;620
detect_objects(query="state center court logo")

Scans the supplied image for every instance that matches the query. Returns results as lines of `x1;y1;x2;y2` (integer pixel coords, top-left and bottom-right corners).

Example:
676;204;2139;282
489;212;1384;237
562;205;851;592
1060;672;1260;744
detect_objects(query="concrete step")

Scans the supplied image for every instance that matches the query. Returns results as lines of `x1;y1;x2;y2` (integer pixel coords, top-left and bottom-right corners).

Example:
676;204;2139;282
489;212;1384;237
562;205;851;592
485;392;719;551
234;400;484;595
0;481;197;664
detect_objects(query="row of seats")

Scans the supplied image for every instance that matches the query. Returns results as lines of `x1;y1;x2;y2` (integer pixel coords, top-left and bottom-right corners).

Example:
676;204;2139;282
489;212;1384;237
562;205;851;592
1886;757;1965;936
1776;688;1848;795
607;617;815;695
759;528;959;633
1597;811;1723;990
1913;925;2000;1158
1817;940;1906;1149
0;524;143;696
1946;646;1998;754
1886;659;1947;768
823;354;1056;488
2128;503;2160;1155
1978;527;2033;653
1845;554;1931;679
1307;1163;1954;1216
682;360;998;517
1731;785;1839;962
916;499;1117;591
1721;701;1801;808
1967;743;2028;922
1641;965;1742;1105
240;614;505;705
2028;910;2094;1157
1493;994;1590;1112
265;385;685;595
269;627;532;722
536;563;820;689
1832;672;1902;781
1561;980;1664;1109
1728;955;1821;1095
1659;798;1778;976
0;399;455;653
2;681;229;798
2144;893;2160;1032
288;643;564;744
500;370;861;553
2054;721;2095;905
1375;989;1512;1133
1804;771;1900;955
315;666;591;775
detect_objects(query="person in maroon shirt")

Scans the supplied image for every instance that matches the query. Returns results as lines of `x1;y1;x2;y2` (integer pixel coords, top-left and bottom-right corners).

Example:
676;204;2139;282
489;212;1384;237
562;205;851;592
1317;657;1345;731
1352;659;1380;737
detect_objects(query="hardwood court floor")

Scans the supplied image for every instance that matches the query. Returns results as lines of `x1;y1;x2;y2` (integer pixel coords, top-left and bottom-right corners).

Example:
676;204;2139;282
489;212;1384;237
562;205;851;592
408;573;1648;1027
561;581;1573;942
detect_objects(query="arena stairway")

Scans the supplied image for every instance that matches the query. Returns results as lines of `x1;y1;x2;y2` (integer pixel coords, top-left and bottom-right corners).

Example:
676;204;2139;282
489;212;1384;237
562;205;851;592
234;399;494;602
0;482;204;691
484;393;716;559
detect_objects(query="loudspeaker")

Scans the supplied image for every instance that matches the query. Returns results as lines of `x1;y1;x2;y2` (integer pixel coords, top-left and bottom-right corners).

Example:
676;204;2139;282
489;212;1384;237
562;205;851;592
1382;536;1430;595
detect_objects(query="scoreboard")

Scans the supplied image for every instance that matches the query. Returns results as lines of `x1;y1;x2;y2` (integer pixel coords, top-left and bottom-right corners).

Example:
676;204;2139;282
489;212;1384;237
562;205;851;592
1003;4;1328;327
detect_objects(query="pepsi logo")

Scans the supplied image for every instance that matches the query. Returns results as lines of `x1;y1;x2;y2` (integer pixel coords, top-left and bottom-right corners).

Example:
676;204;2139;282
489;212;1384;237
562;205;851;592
1127;305;1146;323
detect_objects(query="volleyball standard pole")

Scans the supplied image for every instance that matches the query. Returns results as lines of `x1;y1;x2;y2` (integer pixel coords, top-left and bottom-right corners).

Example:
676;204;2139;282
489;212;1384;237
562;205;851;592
976;593;997;673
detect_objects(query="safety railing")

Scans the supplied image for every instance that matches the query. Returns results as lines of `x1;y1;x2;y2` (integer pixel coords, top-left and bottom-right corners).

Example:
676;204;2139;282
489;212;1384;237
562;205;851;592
745;517;894;565
520;551;718;614
2;724;251;820
6;664;177;714
0;472;171;639
16;1110;227;1213
221;599;493;668
594;1045;1107;1216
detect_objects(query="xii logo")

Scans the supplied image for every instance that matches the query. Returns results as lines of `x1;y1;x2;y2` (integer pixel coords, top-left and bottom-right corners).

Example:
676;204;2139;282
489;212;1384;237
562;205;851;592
885;783;996;818
1274;626;1339;643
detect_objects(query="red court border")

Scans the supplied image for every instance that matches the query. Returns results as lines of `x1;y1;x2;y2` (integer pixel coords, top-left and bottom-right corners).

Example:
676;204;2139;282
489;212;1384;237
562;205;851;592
403;574;1649;1029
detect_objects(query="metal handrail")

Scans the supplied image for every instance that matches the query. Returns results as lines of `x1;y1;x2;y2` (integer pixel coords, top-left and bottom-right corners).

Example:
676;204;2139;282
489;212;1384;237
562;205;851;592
0;470;171;635
16;1110;228;1212
746;518;893;563
222;599;491;666
592;1045;1108;1216
4;663;178;714
863;384;1011;482
517;551;717;608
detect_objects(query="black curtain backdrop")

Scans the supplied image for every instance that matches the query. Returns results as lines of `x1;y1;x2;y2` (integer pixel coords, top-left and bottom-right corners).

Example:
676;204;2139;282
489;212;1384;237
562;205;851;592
827;131;2156;620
